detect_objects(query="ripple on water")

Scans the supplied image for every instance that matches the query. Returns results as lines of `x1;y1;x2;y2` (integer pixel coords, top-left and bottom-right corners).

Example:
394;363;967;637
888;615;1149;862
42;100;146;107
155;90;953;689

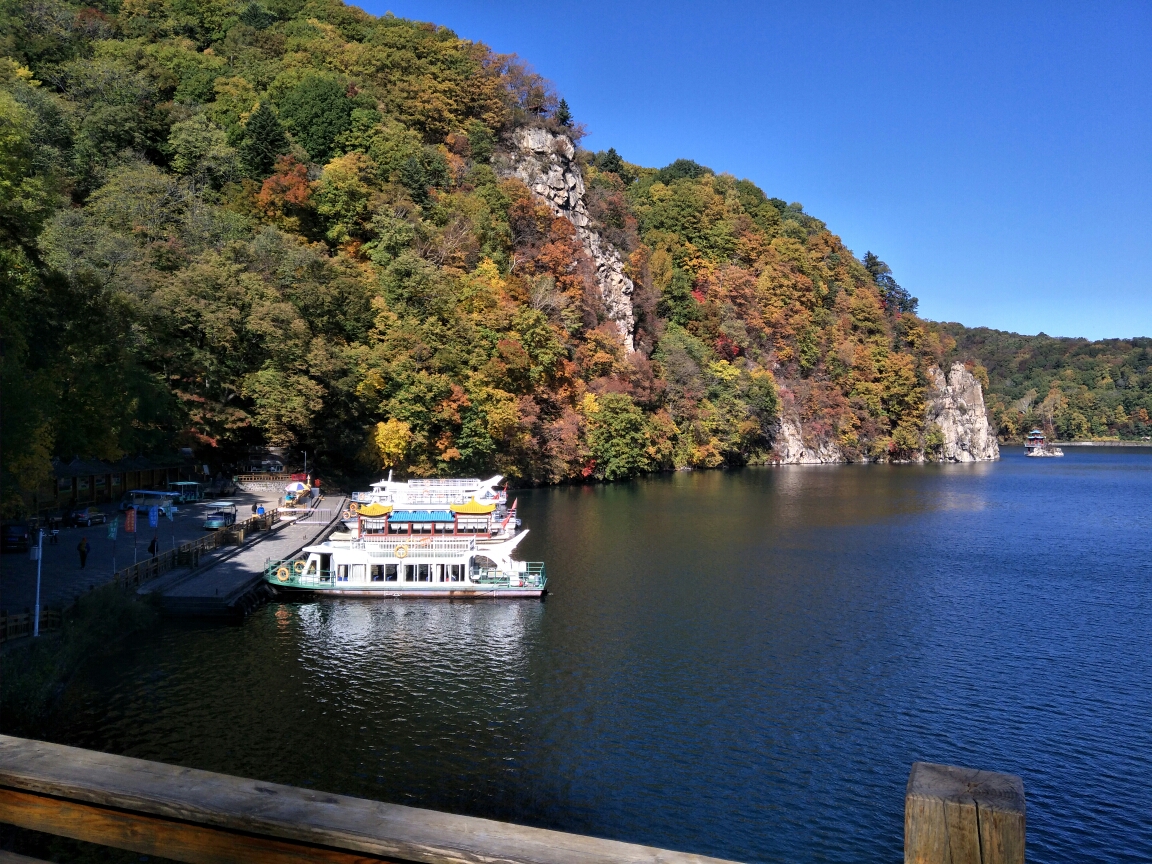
53;449;1152;863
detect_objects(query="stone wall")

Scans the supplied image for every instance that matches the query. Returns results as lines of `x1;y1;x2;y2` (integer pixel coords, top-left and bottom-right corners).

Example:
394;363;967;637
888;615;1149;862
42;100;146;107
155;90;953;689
496;127;636;350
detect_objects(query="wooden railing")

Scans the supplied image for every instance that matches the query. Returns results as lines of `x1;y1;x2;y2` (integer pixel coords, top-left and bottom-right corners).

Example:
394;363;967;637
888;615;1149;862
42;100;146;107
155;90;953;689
0;736;738;864
111;510;281;590
0;610;62;644
233;473;289;485
0;736;1027;864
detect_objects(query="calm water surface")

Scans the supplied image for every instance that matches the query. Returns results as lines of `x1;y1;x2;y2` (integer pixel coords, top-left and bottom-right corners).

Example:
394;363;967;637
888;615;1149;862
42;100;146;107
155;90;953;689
51;448;1152;862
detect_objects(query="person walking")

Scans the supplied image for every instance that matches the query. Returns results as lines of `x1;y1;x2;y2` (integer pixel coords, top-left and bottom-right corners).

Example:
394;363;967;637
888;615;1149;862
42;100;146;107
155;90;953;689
148;536;159;558
77;537;90;569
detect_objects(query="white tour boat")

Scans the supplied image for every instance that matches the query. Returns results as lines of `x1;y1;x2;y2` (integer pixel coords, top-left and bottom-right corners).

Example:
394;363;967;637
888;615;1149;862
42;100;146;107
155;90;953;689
264;528;546;598
349;473;507;508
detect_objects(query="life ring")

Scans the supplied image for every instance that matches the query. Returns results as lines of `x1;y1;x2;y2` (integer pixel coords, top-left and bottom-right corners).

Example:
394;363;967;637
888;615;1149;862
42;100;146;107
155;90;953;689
349;502;359;513
293;559;306;573
341;509;351;519
394;545;409;559
276;566;291;582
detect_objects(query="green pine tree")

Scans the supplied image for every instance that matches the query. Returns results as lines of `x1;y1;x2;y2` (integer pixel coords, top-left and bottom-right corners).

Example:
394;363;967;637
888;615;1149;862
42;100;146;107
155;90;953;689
238;103;289;178
554;98;572;126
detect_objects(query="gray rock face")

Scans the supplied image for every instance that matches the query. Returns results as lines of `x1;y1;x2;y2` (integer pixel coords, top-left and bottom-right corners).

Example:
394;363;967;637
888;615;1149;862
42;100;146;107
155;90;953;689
770;362;999;464
772;414;844;464
925;362;1000;462
497;127;636;350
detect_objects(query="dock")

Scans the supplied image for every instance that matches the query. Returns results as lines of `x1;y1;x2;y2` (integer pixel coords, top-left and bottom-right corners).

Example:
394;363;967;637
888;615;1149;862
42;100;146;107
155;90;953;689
143;497;346;618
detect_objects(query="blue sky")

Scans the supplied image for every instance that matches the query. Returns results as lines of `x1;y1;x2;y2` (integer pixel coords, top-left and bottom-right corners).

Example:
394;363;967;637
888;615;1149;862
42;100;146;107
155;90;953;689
366;1;1151;340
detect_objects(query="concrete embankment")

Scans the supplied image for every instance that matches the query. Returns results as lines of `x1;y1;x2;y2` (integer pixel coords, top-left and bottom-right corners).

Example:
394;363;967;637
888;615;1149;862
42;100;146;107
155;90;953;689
142;497;346;618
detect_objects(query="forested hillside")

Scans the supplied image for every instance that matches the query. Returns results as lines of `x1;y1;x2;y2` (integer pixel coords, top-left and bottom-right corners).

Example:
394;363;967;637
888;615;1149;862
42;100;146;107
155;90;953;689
935;325;1152;441
1;0;1137;515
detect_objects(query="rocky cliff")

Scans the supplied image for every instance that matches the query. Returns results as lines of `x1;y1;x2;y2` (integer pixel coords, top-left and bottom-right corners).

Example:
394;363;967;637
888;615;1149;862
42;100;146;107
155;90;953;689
771;362;999;464
924;362;1001;462
772;414;845;464
497;127;636;350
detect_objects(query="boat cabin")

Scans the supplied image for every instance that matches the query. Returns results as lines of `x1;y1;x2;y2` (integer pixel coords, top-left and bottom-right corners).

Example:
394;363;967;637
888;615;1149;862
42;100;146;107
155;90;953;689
353;499;509;539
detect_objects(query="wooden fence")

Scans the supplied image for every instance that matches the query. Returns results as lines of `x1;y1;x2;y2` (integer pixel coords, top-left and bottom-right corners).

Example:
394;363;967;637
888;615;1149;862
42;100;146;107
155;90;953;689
0;610;62;644
233;473;290;484
0;737;1026;864
110;510;281;591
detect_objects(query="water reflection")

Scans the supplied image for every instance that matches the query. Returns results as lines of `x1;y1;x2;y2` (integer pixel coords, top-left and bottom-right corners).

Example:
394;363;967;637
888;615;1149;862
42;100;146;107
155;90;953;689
48;449;1152;864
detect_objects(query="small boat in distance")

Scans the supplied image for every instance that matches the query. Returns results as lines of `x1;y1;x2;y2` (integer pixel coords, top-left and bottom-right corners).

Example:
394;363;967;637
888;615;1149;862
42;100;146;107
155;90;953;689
1025;429;1064;457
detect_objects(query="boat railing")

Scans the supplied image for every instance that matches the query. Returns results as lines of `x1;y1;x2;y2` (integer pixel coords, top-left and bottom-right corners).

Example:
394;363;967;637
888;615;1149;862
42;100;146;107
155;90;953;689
352;538;476;555
471;562;546;588
407;478;481;487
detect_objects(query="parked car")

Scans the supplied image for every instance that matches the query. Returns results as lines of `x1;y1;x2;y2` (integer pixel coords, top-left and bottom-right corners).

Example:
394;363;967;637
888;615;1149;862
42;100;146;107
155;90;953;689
68;506;108;527
1;521;30;552
202;502;238;530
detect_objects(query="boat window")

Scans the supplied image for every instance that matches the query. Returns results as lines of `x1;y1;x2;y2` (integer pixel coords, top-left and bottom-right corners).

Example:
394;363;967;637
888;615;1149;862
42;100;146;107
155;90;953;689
434;564;444;582
307;559;317;575
388;522;409;534
417;563;430;581
385;563;398;581
450;564;463;582
336;565;349;582
404;564;416;582
434;523;451;534
352;564;365;581
370;565;384;582
457;517;488;534
415;522;433;534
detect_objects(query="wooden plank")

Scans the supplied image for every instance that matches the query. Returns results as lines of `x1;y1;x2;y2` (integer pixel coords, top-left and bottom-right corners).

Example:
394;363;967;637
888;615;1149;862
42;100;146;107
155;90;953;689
0;737;735;864
0;788;389;864
905;762;1024;864
0;849;55;864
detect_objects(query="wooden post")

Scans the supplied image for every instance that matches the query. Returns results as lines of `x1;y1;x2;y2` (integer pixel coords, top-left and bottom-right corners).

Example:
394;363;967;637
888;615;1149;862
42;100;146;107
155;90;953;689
905;762;1025;864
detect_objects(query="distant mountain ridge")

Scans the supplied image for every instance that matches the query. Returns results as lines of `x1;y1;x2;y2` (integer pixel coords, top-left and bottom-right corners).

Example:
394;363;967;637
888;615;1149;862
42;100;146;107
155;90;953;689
2;0;1146;513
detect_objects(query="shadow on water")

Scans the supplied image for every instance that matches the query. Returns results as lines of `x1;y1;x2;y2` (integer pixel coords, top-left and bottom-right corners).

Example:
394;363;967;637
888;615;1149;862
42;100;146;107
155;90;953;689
49;448;1152;863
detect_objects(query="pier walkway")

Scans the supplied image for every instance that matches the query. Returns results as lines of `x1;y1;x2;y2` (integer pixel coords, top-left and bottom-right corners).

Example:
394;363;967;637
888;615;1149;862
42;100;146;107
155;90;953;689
142;497;346;617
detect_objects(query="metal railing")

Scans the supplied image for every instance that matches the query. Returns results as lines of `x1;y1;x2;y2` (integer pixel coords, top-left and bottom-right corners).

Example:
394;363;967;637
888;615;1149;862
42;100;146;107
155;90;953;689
110;510;281;591
351;538;477;555
472;562;547;588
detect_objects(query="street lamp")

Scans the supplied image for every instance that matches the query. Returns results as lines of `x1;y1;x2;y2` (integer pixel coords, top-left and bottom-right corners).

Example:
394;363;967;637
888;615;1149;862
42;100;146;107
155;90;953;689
31;527;43;637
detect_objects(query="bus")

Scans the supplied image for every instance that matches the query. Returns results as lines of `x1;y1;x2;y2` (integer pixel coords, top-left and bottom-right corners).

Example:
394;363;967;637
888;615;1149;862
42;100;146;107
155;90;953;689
119;490;177;516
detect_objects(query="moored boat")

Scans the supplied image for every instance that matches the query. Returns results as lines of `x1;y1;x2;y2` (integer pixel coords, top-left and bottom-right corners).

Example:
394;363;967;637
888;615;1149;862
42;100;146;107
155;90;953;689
264;529;546;598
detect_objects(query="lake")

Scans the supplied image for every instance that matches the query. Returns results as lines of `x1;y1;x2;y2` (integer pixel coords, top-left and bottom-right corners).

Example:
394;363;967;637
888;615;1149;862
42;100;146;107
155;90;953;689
49;447;1152;863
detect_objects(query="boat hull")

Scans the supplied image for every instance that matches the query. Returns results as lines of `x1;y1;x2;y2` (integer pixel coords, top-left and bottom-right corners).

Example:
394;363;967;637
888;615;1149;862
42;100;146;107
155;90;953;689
270;584;545;599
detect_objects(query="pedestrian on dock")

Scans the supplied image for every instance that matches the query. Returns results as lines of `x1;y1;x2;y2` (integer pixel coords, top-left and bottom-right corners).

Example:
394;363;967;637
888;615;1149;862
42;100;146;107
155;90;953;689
148;536;158;558
77;537;90;569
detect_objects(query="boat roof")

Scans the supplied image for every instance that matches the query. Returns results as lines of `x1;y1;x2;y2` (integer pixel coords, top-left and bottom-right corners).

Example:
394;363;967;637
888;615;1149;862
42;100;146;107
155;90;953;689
357;503;392;516
206;501;237;508
451;499;497;514
389;510;455;522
